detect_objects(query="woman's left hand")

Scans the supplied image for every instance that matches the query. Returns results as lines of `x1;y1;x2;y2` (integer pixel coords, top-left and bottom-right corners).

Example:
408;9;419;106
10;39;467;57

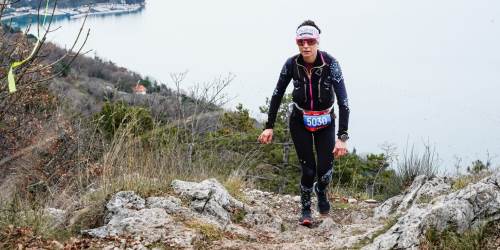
333;139;348;159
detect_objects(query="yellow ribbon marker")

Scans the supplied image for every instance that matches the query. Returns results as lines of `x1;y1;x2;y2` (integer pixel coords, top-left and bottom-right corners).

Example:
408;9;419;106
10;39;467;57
7;0;50;93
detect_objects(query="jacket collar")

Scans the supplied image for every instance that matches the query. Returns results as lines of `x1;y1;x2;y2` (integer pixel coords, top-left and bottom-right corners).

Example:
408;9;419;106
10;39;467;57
296;50;326;68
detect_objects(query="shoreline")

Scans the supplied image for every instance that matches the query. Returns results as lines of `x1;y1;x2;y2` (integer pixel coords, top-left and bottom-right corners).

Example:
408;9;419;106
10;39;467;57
1;3;145;23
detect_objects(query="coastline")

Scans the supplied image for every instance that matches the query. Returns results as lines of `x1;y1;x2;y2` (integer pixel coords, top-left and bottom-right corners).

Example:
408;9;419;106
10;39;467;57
1;3;145;24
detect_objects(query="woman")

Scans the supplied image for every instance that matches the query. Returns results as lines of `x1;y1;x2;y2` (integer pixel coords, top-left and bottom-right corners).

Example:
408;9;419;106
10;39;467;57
258;20;350;226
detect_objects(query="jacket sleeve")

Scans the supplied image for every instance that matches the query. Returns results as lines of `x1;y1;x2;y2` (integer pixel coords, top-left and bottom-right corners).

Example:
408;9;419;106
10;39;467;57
330;58;350;138
265;58;293;129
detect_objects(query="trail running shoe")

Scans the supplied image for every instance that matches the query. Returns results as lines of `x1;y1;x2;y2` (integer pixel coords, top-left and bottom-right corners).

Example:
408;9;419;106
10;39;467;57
299;185;313;226
299;209;313;226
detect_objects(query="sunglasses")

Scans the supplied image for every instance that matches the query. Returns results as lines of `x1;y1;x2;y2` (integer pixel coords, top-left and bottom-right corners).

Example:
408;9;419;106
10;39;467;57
296;38;317;46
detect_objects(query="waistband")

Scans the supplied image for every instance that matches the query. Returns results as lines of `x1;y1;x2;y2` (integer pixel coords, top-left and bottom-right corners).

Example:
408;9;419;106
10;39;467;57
293;102;334;113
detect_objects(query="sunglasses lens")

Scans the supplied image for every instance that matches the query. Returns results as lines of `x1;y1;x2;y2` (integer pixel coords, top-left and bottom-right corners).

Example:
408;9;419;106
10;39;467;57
296;39;317;46
308;39;317;45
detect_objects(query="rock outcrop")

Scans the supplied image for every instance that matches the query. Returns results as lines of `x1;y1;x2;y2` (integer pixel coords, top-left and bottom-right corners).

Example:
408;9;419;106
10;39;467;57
83;191;197;246
79;173;500;249
374;175;452;220
364;172;500;250
171;178;245;224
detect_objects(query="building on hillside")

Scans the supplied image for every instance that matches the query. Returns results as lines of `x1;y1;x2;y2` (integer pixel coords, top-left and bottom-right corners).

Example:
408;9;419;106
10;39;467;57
133;83;147;95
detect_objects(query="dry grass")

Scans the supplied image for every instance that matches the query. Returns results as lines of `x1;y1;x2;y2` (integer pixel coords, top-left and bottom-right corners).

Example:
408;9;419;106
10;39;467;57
184;219;224;242
452;171;493;191
0;194;72;245
396;143;439;187
421;225;486;250
223;168;252;202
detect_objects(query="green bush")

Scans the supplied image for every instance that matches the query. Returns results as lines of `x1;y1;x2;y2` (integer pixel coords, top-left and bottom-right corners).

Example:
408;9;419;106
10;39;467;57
334;153;401;199
467;160;490;174
94;101;154;139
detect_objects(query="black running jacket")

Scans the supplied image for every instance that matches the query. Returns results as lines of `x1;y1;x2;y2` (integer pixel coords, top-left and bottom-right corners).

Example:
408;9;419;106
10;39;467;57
265;51;350;138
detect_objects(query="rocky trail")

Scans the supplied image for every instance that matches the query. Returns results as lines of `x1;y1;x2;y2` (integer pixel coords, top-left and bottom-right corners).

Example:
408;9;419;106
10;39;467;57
26;172;500;249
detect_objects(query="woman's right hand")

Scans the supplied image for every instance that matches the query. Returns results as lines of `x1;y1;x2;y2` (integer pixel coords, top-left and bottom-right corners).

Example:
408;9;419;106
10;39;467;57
258;129;273;144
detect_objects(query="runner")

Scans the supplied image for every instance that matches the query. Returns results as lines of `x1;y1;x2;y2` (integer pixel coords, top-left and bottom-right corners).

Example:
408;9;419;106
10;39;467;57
258;20;350;226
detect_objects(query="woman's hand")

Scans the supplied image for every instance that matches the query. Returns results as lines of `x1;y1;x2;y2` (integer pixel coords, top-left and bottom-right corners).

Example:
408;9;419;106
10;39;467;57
333;139;348;159
258;129;273;144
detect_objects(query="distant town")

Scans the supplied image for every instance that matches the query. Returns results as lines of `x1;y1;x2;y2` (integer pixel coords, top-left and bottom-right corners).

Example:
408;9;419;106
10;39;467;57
2;0;145;22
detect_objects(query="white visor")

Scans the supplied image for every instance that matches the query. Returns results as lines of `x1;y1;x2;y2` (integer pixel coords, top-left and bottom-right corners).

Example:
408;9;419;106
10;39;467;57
296;25;320;40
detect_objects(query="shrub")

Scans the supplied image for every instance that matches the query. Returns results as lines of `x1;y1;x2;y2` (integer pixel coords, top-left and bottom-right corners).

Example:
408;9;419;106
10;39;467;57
332;153;401;200
467;159;490;174
94;101;154;139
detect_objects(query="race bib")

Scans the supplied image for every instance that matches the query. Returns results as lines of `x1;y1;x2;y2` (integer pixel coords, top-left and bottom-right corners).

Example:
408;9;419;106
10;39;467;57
303;111;332;132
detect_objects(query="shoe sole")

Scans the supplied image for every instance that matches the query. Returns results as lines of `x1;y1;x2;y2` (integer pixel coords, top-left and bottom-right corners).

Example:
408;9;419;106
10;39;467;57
299;219;312;226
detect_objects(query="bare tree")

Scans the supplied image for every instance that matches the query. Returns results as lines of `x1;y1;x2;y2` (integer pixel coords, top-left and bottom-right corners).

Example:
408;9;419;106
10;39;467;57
0;0;90;98
167;72;234;168
0;0;90;173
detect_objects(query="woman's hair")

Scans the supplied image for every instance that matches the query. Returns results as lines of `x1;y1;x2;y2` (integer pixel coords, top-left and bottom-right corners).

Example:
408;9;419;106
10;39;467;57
297;20;321;34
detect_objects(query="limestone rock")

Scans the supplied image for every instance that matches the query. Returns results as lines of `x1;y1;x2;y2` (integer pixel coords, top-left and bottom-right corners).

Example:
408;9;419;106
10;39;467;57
84;208;171;242
374;175;451;220
318;217;340;231
373;194;403;220
224;224;257;241
107;191;146;211
146;196;182;214
44;208;66;228
105;191;145;223
242;209;283;232
171;178;244;223
84;192;197;247
363;172;500;250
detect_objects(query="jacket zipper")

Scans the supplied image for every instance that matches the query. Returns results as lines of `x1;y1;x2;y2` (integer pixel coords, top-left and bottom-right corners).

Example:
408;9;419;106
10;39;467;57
295;53;326;111
307;69;313;110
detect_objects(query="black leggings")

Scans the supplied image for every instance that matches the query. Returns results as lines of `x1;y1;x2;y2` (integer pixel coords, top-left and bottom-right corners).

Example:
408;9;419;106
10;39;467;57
289;109;335;191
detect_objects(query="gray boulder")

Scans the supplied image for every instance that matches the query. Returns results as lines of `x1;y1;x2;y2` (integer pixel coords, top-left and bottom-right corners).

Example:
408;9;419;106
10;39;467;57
104;191;146;223
242;209;283;232
146;196;182;214
374;175;451;220
84;208;171;242
363;172;500;250
83;191;197;246
44;208;66;228
171;178;245;224
373;194;403;220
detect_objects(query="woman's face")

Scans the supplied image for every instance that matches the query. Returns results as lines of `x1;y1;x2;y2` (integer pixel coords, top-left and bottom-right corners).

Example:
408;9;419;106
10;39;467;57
297;38;318;58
